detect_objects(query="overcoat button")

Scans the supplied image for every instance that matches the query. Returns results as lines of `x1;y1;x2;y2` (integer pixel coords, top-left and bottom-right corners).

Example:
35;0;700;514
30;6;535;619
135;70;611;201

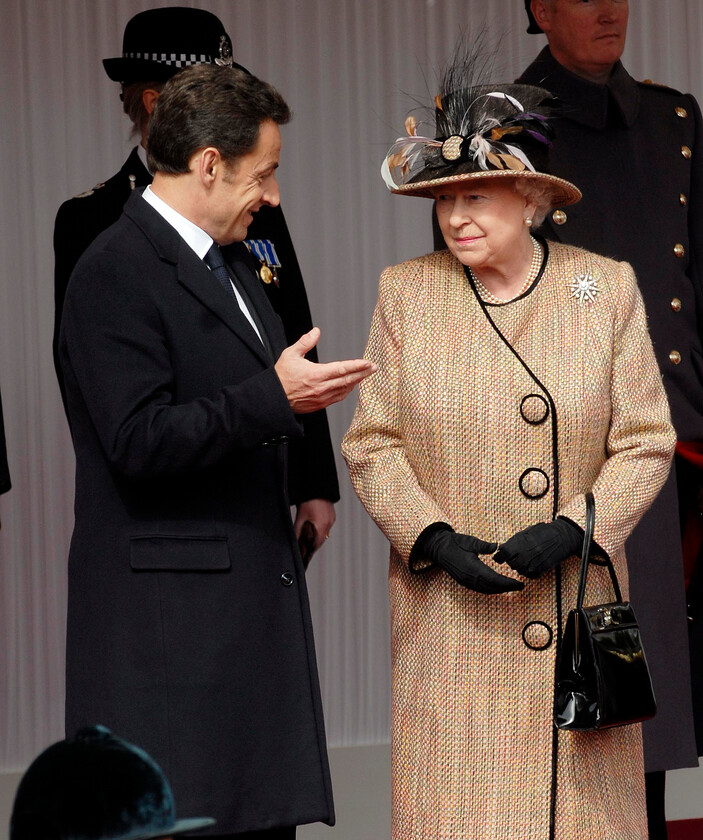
522;621;553;651
680;193;688;206
676;107;688;118
682;146;692;159
671;298;682;312
519;468;550;500
281;571;295;586
669;350;682;365
674;244;685;258
552;209;567;225
520;394;549;425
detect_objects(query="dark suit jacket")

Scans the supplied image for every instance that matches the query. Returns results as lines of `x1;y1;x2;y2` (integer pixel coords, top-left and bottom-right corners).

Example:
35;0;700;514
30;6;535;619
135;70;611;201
54;148;339;505
0;387;10;495
516;48;703;772
59;191;334;833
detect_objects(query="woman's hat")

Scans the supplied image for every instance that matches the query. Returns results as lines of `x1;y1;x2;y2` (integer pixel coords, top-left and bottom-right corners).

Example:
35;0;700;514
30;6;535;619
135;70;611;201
103;7;248;85
10;725;215;840
382;46;581;206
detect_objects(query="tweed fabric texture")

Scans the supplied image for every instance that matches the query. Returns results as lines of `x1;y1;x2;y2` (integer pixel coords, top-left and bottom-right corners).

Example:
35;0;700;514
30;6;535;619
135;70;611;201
342;242;675;840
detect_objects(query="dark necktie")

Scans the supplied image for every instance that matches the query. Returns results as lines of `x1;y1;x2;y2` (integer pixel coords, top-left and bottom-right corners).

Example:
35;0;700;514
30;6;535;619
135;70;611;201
203;243;273;359
204;243;239;300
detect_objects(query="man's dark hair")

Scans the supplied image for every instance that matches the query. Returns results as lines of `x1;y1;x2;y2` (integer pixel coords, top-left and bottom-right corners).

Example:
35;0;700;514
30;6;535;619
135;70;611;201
147;64;291;174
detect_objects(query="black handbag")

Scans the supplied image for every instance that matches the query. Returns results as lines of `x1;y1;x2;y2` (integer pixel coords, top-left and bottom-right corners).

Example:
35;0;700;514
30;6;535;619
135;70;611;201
554;492;656;731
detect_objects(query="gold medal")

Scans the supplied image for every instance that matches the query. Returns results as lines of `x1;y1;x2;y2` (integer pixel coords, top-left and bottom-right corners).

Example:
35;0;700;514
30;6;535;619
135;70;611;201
260;264;273;285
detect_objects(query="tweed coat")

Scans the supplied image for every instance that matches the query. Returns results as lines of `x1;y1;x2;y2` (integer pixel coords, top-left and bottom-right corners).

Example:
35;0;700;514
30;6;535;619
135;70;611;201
343;241;675;840
59;191;334;834
517;48;703;771
54;147;339;506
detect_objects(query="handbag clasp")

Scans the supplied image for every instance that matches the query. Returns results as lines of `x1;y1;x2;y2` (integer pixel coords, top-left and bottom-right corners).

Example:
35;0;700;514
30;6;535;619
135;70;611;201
596;607;619;628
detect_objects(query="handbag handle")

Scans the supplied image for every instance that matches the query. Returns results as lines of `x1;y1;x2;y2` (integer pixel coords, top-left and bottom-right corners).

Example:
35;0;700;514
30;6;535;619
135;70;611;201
575;492;623;609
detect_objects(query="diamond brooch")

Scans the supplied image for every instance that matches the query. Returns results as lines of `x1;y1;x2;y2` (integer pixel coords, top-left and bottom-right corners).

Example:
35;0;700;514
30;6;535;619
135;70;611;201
569;273;601;305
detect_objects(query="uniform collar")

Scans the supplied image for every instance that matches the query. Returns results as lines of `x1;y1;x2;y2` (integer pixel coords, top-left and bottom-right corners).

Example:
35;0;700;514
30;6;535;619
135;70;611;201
120;146;152;188
520;46;639;130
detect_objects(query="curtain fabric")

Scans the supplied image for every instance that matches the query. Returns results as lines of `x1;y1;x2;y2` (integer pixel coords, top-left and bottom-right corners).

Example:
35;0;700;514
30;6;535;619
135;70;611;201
1;0;701;770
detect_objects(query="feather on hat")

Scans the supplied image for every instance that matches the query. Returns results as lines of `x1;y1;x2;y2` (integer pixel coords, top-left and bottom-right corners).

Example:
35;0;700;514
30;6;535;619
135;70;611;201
382;42;581;206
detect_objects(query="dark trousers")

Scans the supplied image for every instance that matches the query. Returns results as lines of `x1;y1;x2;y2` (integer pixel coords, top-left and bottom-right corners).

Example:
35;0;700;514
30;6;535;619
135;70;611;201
645;770;667;840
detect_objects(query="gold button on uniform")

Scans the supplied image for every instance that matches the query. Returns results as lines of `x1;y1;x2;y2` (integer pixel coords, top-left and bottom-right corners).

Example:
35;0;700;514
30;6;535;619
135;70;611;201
671;297;682;312
669;350;682;365
680;193;688;206
674;243;685;258
552;209;567;225
682;145;692;159
676;107;688;118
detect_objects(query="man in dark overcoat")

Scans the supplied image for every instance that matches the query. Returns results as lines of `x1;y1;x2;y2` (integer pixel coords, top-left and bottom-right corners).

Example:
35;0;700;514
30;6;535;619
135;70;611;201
54;7;338;561
517;1;703;836
59;63;375;838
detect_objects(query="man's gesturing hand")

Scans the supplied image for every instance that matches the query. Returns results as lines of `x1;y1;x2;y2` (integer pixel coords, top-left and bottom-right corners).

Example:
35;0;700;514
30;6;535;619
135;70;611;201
275;328;377;414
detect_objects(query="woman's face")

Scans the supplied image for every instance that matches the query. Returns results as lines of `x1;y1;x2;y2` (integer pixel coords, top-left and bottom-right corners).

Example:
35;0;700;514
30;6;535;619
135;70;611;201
434;180;536;271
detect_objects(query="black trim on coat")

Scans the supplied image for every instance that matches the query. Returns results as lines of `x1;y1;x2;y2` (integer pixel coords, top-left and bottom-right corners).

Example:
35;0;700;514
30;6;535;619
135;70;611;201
463;240;563;840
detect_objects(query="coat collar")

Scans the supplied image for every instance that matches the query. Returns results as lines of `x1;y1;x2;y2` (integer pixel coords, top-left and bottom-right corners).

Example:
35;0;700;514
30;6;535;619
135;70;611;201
518;47;639;130
122;190;282;364
120;146;152;189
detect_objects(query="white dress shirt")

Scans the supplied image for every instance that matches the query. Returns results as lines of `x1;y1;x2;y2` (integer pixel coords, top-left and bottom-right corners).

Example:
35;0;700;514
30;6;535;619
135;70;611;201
141;185;263;342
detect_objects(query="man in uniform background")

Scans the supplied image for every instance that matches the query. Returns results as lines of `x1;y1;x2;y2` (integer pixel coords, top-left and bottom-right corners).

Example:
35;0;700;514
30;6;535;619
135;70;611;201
53;7;338;561
519;1;703;836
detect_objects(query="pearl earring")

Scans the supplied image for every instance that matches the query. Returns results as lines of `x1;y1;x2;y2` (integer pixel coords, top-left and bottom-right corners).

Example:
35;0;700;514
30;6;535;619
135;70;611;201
525;217;533;226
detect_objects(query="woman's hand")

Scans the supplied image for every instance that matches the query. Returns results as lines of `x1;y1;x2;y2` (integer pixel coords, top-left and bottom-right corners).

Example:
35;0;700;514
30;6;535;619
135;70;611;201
494;518;582;579
416;528;524;594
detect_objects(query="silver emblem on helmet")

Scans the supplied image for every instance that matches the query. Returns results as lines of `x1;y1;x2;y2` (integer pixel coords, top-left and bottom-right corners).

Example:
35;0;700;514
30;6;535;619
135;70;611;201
215;35;233;66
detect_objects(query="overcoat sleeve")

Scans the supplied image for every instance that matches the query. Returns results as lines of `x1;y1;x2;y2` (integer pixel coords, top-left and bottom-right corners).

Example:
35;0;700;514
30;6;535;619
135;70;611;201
342;264;448;559
60;251;301;480
557;262;676;556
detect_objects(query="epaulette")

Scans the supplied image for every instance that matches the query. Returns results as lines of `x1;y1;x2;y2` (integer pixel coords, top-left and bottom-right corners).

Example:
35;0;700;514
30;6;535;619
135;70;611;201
638;78;683;95
73;181;106;199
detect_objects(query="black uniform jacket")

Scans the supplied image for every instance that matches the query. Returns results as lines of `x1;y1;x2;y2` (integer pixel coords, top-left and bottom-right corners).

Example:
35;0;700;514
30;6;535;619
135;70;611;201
59;191;335;833
0;387;10;495
54;148;339;505
517;47;703;772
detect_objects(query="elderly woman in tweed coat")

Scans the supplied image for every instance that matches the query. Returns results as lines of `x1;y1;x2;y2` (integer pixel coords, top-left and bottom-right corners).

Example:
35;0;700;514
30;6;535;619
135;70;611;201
342;66;675;840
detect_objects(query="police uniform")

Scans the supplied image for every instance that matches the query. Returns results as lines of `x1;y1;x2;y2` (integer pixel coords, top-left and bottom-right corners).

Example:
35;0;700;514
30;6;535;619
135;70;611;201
517;46;703;774
54;148;340;506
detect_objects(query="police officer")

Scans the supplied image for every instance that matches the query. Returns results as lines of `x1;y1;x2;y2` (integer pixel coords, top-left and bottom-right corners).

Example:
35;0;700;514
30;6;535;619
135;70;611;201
518;2;703;837
53;7;338;556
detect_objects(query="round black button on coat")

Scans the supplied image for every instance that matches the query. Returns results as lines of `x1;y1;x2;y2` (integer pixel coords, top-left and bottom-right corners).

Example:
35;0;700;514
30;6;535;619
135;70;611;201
520;394;549;425
281;571;295;587
519;468;550;500
522;621;553;651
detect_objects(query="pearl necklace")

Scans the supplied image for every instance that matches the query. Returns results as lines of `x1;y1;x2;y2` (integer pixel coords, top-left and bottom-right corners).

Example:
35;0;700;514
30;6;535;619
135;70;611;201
470;236;543;305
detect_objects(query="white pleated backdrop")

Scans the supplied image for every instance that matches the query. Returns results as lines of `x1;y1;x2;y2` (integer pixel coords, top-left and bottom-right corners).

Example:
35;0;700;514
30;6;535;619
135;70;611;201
2;0;703;771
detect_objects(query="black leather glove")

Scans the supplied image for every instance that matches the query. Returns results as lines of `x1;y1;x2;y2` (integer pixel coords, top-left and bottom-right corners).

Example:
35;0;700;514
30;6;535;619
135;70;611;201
414;527;524;594
494;517;582;579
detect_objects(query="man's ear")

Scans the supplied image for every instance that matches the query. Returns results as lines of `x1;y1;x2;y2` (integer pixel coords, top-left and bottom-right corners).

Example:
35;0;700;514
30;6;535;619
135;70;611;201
193;147;221;186
141;88;161;116
531;0;552;33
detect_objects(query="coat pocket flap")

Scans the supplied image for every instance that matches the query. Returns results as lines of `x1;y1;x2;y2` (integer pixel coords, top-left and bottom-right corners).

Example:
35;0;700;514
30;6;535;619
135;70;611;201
130;535;230;571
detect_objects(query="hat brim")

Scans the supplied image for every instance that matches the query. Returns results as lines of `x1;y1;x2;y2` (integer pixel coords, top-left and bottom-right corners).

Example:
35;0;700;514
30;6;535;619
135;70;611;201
391;169;581;207
119;817;216;840
103;57;250;83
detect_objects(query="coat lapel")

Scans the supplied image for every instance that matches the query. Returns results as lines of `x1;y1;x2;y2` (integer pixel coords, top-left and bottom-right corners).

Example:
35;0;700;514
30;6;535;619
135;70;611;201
223;242;288;359
123;193;274;365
